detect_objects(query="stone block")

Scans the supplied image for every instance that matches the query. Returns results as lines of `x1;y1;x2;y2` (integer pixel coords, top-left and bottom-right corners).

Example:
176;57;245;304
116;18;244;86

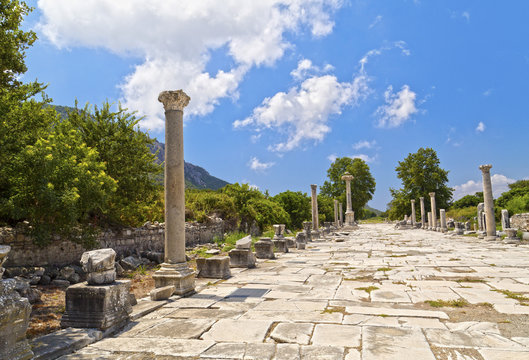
0;279;33;360
150;285;175;301
0;245;9;280
236;235;252;249
61;280;132;330
229;249;256;268
510;213;529;231
196;256;231;279
273;239;288;253
297;242;306;250
86;269;116;285
81;249;116;273
285;237;296;248
254;238;275;259
120;256;142;270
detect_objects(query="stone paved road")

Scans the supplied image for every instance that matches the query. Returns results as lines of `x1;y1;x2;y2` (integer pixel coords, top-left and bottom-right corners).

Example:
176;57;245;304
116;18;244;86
60;224;529;359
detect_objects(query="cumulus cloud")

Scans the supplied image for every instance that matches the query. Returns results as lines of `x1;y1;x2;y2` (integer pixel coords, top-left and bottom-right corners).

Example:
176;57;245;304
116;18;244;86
453;173;516;200
37;0;344;131
483;89;493;96
248;157;275;171
327;154;338;162
350;154;376;163
290;59;334;80
476;122;486;132
353;140;376;150
234;71;369;152
376;85;418;128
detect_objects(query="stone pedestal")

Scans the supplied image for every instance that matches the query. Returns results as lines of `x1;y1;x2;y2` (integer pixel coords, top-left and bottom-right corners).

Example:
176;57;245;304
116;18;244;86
504;229;520;244
295;232;306;250
254;238;275;259
61;280;132;331
153;90;195;296
229;249;256;268
302;221;313;242
501;209;510;231
196;257;231;279
273;239;288;253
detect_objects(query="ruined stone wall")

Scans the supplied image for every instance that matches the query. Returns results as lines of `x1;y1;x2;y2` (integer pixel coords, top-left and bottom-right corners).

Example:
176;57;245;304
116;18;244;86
510;213;529;231
0;218;224;267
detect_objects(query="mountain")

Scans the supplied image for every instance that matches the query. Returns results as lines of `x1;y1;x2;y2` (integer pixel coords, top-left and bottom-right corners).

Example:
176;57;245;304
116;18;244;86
364;205;383;216
51;105;230;191
148;139;230;190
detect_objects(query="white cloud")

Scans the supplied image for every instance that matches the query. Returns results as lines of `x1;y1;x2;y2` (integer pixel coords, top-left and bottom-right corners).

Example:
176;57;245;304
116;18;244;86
368;15;382;29
290;59;334;80
248;157;275;171
476;121;486;132
350;154;376;163
453;173;516;200
37;0;344;131
376;85;418;128
353;140;376;150
462;11;470;22
483;88;493;96
234;71;369;152
327;154;338;162
359;41;410;71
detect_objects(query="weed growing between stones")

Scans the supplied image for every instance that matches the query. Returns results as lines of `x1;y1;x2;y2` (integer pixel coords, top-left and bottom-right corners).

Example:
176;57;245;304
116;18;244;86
377;267;392;272
355;286;379;294
493;289;529;305
425;299;469;308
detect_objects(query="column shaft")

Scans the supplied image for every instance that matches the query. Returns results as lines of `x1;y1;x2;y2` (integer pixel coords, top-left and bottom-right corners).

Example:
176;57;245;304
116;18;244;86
410;200;416;226
420;197;425;229
480;165;496;238
310;184;319;230
429;193;437;230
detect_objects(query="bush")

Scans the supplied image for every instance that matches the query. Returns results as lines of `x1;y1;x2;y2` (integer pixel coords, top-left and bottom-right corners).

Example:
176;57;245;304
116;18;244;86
271;190;311;230
446;206;476;223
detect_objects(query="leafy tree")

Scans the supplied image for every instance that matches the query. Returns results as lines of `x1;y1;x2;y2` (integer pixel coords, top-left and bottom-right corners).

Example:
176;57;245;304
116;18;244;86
185;189;237;227
451;192;483;209
496;180;529;215
0;0;37;90
317;194;335;224
387;147;453;220
272;190;311;229
246;197;289;231
6;121;117;245
66;102;163;226
320;157;376;219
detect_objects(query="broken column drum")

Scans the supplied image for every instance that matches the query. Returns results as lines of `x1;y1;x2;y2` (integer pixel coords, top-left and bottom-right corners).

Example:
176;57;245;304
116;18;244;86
341;172;355;226
153;90;195;296
479;164;497;240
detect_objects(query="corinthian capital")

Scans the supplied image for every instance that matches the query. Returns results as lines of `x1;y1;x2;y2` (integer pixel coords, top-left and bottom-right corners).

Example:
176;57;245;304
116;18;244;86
479;164;492;173
158;90;190;111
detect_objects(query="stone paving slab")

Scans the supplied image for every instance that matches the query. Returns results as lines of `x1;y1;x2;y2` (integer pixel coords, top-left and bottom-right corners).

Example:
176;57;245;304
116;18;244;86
58;224;529;359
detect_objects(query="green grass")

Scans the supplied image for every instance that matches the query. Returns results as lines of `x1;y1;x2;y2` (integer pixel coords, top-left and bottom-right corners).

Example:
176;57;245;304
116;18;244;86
425;299;469;308
377;267;393;272
216;231;251;252
192;246;215;258
455;277;486;283
493;289;529;304
449;258;461;261
321;306;346;314
355;286;379;294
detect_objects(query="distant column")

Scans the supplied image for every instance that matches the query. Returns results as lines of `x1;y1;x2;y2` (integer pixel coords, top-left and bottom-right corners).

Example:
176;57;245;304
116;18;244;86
339;203;343;227
429;192;437;231
480;164;497;240
310;184;319;231
440;209;447;232
341;172;355;226
427;212;432;230
410;200;416;226
477;203;485;232
334;199;339;227
153;90;195;296
420;197;426;229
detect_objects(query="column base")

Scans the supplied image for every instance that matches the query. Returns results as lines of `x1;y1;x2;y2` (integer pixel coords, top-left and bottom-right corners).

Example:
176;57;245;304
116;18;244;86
485;236;499;241
153;262;195;297
345;212;355;227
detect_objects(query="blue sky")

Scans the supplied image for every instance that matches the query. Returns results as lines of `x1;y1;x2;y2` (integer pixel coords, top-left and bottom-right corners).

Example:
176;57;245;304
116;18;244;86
23;0;529;210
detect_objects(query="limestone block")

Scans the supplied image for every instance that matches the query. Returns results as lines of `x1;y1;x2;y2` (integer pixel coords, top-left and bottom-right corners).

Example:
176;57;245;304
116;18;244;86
0;245;9;280
254;238;275;259
61;280;132;330
273;239;288;253
86;269;116;285
0;279;33;360
150;285;175;300
236;235;252;250
511;213;529;231
297;242;306;250
196;256;231;279
81;249;116;273
504;228;520;244
296;232;306;244
229;249;256;268
120;256;142;270
285;237;296;248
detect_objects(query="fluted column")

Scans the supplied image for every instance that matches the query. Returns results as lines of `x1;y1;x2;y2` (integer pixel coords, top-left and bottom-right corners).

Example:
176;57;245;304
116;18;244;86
410;200;416;226
153;90;195;296
310;184;319;231
429;192;437;231
480;164;497;240
420;197;426;229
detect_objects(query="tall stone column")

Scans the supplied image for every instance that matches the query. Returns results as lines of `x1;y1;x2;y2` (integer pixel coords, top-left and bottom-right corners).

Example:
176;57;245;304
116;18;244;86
440;209;447;232
333;199;339;227
153;90;195;296
310;184;319;231
341;172;355;226
429;192;437;231
339;203;343;227
420;197;426;229
410;200;416;226
480;164;497;240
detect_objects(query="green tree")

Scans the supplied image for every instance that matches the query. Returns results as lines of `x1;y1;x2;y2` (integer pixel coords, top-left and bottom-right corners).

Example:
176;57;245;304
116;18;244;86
317;194;335;224
0;0;37;90
272;190;311;229
7;121;117;245
451;192;483;209
320;157;376;219
66;102;163;226
496;180;529;215
387;147;453;220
